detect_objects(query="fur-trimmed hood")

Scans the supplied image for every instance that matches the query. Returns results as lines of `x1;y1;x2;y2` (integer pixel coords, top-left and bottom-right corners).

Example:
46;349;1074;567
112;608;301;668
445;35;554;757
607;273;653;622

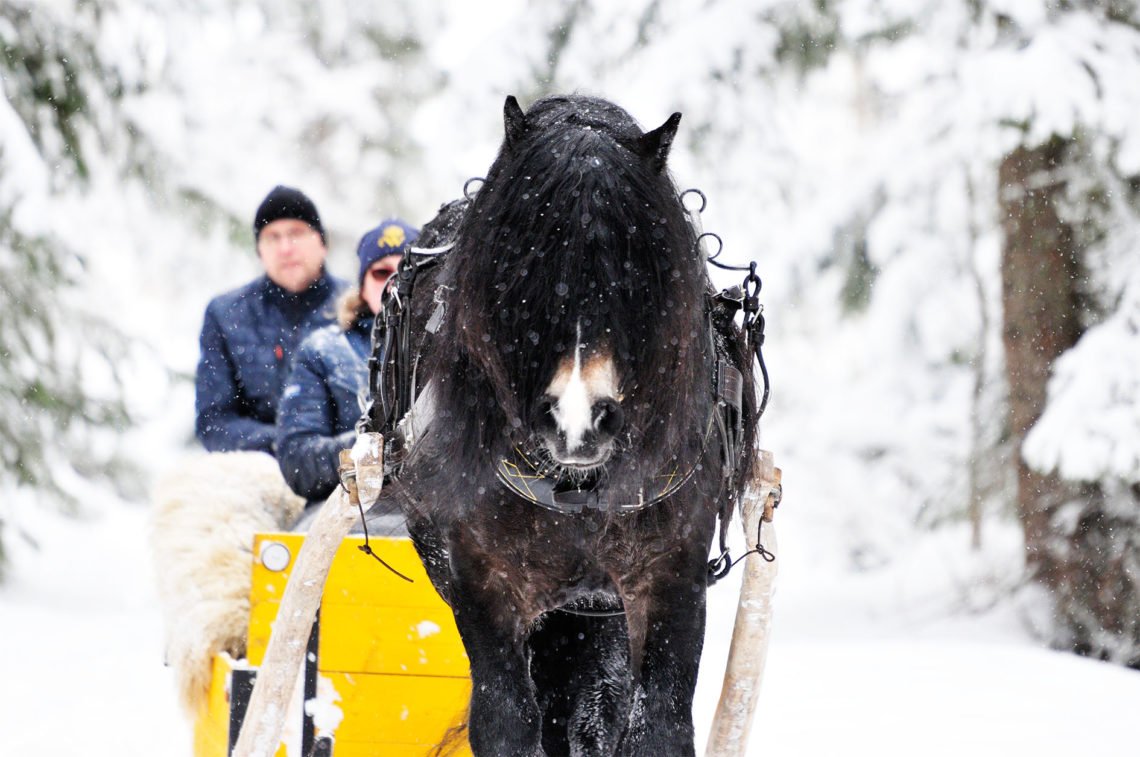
336;288;371;331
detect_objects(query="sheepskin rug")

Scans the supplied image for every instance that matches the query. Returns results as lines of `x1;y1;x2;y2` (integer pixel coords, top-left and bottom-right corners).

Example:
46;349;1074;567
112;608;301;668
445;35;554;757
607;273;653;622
150;451;304;714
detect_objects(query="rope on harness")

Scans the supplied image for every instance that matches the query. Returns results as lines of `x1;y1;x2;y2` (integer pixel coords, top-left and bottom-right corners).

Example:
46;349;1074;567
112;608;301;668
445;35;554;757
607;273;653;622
336;462;414;583
708;490;780;584
351;486;414;583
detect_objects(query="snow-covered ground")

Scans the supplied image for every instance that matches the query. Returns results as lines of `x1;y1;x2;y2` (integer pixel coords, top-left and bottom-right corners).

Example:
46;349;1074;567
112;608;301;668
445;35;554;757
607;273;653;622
4;456;1137;756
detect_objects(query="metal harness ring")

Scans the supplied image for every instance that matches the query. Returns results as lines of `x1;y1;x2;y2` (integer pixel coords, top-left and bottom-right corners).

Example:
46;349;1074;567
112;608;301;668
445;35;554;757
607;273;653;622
463;177;485;200
681;187;708;214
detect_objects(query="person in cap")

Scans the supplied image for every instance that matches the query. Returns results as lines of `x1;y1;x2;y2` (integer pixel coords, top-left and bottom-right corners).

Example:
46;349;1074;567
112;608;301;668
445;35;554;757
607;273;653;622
276;218;419;506
194;185;347;455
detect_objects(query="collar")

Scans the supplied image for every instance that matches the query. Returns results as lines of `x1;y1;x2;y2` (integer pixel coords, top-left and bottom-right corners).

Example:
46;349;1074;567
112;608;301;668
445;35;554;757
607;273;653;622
495;412;716;515
259;269;335;312
346;314;374;359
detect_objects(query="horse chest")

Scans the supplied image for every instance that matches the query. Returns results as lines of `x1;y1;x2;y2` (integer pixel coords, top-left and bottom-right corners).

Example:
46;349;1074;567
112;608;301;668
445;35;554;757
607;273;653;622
454;503;692;598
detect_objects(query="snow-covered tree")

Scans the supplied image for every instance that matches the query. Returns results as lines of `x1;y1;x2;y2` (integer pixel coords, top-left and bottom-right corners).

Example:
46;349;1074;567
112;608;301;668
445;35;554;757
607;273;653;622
753;0;1140;667
0;0;445;576
0;0;140;573
413;0;1140;665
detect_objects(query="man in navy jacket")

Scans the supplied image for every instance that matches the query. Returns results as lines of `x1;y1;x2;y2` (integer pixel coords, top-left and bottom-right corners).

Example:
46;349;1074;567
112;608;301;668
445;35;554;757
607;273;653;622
195;186;347;455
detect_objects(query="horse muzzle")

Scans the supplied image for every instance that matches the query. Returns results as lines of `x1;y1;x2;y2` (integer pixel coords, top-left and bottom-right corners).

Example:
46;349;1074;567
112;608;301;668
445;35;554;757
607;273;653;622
534;394;624;471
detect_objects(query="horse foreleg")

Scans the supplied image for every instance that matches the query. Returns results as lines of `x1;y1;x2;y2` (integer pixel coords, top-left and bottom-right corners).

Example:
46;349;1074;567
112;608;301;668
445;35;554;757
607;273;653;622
567;613;634;756
448;554;544;756
530;611;633;756
618;576;708;756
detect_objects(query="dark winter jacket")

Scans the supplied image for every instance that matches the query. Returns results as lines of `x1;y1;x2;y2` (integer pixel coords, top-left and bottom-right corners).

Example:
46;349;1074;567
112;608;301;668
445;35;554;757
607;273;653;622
195;271;346;455
276;314;372;503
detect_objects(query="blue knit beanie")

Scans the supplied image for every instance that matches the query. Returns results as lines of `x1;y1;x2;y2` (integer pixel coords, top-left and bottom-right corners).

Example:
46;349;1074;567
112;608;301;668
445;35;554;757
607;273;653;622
357;218;419;285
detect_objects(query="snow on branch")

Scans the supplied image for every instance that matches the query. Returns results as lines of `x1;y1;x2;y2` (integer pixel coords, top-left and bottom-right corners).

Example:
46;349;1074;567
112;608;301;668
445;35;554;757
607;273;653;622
1024;273;1140;482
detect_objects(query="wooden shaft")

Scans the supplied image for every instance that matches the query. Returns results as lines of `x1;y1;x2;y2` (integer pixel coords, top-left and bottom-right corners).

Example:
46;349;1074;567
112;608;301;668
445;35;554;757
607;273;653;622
706;450;780;757
230;482;359;757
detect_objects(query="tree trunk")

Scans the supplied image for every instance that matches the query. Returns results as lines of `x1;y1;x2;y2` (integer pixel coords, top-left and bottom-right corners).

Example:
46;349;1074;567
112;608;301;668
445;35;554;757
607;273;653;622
999;137;1084;588
1000;139;1140;667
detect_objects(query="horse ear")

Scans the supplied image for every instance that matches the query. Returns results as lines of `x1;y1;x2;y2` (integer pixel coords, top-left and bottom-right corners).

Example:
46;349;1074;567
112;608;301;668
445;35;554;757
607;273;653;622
638;112;682;172
504;95;528;149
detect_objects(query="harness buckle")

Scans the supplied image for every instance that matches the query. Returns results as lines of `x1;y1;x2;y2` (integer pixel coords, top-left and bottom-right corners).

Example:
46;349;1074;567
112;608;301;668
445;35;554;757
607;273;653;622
716;361;743;413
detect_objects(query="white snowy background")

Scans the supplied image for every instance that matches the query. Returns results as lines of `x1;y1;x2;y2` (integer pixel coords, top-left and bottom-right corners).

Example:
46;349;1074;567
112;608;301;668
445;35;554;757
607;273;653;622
3;1;1140;754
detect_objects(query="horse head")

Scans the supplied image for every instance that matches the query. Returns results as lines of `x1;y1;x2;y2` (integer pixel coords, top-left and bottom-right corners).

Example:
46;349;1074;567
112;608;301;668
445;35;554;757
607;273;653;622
435;94;713;494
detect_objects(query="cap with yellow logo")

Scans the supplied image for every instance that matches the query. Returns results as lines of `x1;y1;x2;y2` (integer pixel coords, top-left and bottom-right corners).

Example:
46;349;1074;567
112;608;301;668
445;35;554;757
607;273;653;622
356;218;420;286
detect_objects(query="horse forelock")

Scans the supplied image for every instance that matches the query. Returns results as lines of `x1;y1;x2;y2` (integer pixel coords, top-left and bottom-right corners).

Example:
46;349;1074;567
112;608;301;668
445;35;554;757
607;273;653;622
431;95;714;487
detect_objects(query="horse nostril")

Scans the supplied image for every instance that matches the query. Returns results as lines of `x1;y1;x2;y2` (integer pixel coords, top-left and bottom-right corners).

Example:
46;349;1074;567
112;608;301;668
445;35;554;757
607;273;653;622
593;398;623;438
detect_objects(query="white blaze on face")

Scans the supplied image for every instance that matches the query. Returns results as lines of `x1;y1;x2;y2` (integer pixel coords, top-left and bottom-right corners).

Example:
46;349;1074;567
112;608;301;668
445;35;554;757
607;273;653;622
546;323;619;455
553;340;592;453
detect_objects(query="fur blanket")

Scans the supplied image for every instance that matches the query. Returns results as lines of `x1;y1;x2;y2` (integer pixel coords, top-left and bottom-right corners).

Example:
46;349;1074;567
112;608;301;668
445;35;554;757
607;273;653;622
151;451;304;714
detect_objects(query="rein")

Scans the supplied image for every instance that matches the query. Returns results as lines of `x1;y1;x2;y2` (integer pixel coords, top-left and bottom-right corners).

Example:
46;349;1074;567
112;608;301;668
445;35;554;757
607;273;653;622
359;243;445;445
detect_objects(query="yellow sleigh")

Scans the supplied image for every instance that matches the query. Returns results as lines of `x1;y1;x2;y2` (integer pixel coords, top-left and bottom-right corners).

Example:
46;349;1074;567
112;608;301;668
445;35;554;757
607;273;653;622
194;532;472;757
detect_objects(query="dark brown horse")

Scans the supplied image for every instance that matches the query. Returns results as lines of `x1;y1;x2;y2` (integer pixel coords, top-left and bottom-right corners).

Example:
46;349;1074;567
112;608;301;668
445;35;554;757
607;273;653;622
367;94;759;756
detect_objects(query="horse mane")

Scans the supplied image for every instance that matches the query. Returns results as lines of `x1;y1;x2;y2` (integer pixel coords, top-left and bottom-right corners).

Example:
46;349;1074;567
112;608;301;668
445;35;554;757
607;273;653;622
414;197;470;249
410;94;743;508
